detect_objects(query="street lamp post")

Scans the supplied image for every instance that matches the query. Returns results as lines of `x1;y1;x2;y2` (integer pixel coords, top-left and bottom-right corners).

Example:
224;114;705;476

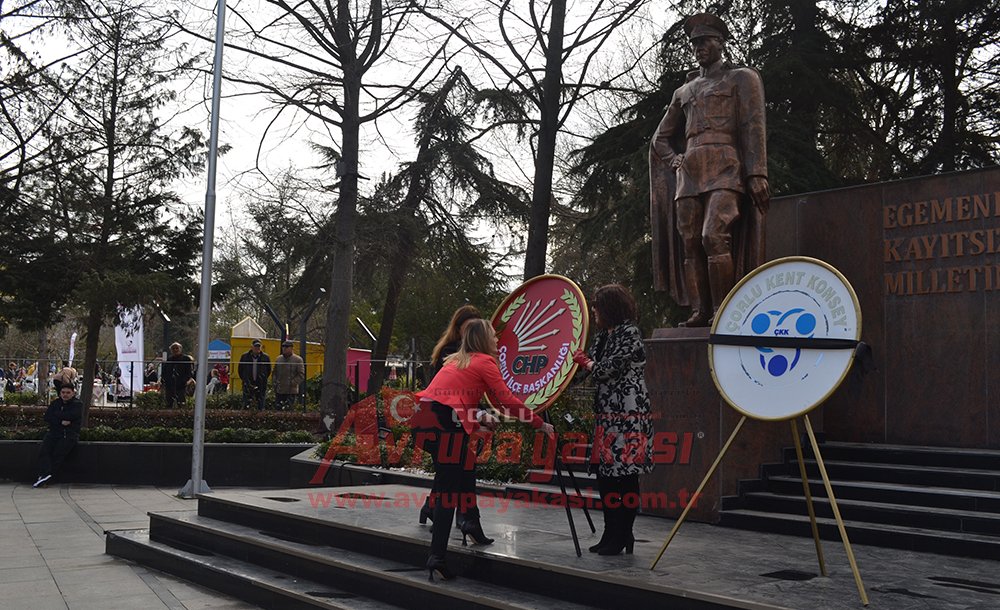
179;0;225;499
262;302;288;342
154;305;171;358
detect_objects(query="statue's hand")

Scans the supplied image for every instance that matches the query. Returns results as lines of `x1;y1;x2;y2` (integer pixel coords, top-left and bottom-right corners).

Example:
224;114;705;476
670;154;684;170
748;176;770;213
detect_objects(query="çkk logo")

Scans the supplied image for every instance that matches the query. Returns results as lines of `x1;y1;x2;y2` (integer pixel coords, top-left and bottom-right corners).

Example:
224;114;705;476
750;307;818;377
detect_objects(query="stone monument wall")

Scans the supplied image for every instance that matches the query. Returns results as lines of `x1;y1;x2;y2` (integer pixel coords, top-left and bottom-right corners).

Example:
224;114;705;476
768;165;1000;448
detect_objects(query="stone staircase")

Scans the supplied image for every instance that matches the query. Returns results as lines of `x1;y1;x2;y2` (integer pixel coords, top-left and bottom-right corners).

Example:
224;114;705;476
107;487;772;609
719;442;1000;559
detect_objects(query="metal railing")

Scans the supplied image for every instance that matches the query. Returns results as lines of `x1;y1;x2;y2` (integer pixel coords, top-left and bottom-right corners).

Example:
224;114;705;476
1;355;430;408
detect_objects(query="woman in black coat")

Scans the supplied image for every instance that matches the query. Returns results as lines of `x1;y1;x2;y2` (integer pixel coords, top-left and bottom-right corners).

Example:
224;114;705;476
573;284;654;555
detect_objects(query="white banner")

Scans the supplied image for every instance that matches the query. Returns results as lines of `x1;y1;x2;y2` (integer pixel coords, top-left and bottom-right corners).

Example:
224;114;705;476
69;332;77;363
114;305;145;393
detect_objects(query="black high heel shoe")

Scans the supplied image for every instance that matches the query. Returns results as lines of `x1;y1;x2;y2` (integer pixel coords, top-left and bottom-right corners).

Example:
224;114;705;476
426;555;455;581
597;534;634;556
418;501;434;525
459;520;494;546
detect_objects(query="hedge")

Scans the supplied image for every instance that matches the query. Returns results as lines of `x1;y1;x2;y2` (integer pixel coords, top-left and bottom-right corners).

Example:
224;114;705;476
133;390;319;412
0;406;320;432
0;425;316;443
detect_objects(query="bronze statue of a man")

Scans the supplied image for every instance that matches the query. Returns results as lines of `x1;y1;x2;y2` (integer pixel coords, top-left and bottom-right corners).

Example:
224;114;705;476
649;13;770;327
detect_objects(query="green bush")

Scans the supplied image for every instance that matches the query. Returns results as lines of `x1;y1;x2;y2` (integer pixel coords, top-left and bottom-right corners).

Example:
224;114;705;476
6;392;42;406
0;425;315;443
0;406;319;432
0;427;45;440
206;392;244;410
133;391;164;409
131;388;318;412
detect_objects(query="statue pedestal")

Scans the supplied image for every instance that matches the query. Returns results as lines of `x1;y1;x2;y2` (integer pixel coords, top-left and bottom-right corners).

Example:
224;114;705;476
640;328;789;522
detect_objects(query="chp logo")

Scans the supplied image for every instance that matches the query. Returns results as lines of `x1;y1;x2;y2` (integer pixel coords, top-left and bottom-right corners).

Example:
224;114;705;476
491;275;589;413
709;257;861;421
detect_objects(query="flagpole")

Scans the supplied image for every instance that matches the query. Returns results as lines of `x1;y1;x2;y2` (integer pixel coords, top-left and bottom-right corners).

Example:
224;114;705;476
180;0;226;498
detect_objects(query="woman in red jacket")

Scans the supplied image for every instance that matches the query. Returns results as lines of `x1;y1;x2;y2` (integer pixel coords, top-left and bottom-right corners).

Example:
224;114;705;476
417;304;482;528
414;319;554;581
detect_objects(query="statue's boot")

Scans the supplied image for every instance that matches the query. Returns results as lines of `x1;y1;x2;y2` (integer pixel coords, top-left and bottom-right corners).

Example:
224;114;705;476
679;259;712;327
707;253;735;325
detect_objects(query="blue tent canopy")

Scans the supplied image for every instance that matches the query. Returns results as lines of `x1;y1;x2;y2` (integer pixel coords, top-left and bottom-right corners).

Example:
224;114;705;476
207;339;231;360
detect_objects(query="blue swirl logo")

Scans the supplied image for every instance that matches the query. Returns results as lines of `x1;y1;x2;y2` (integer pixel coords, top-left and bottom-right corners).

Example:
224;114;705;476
750;308;817;377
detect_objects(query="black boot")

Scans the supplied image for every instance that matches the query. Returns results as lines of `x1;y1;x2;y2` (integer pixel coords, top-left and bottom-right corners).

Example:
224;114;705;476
590;477;614;552
459;517;494;546
426;555;455;581
419;498;434;525
458;505;493;546
596;512;634;556
598;476;637;556
589;508;615;553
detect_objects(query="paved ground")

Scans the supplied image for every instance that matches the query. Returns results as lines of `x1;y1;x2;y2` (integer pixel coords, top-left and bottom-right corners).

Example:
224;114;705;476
4;481;1000;609
0;482;255;610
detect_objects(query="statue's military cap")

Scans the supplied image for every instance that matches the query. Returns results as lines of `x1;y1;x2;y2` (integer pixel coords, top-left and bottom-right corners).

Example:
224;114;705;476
684;13;730;41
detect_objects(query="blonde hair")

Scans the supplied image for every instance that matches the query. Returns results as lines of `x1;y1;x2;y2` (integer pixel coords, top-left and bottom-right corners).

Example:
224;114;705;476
443;319;496;369
430;305;482;365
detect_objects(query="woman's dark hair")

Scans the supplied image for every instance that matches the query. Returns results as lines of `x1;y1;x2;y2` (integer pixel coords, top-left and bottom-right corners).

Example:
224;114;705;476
444;319;497;369
430;305;482;364
592;284;638;329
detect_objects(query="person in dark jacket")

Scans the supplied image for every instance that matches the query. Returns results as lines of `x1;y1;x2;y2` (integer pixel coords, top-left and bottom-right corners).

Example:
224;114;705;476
162;343;194;408
573;284;655;555
34;385;83;487
238;339;271;410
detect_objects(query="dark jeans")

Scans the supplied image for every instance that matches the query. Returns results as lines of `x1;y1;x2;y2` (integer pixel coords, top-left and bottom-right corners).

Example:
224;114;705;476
415;402;478;557
243;383;266;410
37;432;77;478
164;382;187;408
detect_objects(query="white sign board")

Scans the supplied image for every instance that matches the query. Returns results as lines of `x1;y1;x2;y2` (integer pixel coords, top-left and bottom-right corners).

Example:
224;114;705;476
709;257;861;421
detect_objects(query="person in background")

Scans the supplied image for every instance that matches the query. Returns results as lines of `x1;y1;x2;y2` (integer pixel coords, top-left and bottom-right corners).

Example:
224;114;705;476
418;305;483;528
573;284;655;555
413;319;554;581
206;368;221;395
163;343;194;408
238;339;271;410
34;384;83;487
213;363;230;393
273;340;305;410
144;361;159;385
51;361;78;393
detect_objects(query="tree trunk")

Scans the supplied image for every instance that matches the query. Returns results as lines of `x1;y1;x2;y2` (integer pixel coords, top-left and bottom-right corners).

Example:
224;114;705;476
320;72;362;431
37;328;49;404
935;9;959;173
368;71;462;391
79;305;103;427
788;0;822;152
522;0;565;280
368;210;419;392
